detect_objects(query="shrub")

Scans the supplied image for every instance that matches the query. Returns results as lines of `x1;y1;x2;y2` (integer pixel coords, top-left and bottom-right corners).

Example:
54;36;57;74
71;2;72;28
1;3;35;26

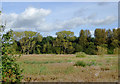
114;47;119;54
1;30;23;82
74;60;97;67
2;55;23;82
76;52;86;58
97;46;107;56
74;61;86;67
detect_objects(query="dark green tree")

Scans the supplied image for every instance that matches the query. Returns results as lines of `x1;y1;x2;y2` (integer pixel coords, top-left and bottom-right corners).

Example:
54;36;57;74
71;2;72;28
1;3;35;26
94;29;107;46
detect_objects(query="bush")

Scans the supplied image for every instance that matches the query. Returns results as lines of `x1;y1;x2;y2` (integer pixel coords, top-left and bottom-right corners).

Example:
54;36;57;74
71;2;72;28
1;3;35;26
97;46;107;56
74;60;97;67
2;55;23;82
74;61;86;67
114;47;119;54
1;30;23;82
76;52;86;58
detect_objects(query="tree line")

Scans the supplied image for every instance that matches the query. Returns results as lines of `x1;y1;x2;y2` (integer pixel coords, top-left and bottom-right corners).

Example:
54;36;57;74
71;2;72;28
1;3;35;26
3;28;120;55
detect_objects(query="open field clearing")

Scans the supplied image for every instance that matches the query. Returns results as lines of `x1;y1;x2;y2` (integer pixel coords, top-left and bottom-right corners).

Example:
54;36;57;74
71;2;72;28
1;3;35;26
16;54;118;82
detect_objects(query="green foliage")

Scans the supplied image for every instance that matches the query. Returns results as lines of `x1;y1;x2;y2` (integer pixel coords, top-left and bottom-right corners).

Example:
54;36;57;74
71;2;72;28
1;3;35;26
107;49;113;54
74;61;86;67
2;55;23;82
94;29;107;45
74;60;97;67
76;52;86;58
53;47;61;54
66;42;75;54
74;44;83;52
1;28;120;55
2;30;23;82
114;47;119;54
56;31;74;40
84;42;97;55
97;46;107;56
14;31;42;54
78;30;91;47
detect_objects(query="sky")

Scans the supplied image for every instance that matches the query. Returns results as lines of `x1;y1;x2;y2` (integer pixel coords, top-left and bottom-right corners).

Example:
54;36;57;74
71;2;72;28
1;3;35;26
1;2;118;37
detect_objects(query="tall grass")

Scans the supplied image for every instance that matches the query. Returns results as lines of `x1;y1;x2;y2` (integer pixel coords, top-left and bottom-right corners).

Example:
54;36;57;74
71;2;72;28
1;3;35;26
74;60;97;67
74;61;86;67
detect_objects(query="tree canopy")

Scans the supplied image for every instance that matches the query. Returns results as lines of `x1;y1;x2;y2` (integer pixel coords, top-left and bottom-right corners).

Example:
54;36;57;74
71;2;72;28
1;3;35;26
4;28;119;55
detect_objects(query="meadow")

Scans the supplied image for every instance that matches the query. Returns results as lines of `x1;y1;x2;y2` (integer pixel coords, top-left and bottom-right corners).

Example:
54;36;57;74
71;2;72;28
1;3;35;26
16;54;118;82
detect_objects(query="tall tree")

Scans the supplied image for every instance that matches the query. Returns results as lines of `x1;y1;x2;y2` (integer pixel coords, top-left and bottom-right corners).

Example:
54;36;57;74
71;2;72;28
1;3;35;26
17;31;42;54
78;29;91;50
53;31;75;54
94;29;107;46
110;28;119;49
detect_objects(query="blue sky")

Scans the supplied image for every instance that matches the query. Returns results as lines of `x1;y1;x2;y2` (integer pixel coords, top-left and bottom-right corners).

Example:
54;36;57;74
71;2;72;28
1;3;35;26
2;2;118;37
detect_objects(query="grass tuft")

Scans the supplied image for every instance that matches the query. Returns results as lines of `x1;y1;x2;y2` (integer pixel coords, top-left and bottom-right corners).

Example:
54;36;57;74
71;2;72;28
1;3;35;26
74;61;86;67
74;60;97;67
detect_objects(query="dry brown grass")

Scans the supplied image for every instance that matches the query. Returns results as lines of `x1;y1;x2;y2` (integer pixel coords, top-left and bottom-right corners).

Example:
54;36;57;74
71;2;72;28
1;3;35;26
16;54;118;82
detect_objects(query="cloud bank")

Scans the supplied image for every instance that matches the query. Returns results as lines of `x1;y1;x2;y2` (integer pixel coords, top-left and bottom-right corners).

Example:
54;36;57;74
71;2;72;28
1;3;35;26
3;7;117;32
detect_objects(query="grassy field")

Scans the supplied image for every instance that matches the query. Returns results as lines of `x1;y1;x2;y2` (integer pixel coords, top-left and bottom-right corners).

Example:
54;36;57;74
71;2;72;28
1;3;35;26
16;54;118;82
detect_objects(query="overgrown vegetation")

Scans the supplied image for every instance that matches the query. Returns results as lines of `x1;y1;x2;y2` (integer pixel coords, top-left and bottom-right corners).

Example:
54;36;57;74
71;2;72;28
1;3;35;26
0;11;23;82
74;60;97;67
97;46;107;56
74;61;86;67
76;52;86;58
114;47;119;54
1;30;23;82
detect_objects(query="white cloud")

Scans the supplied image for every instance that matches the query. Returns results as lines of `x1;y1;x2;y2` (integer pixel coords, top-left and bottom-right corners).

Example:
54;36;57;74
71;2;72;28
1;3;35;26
90;16;117;25
3;7;51;31
3;7;117;32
